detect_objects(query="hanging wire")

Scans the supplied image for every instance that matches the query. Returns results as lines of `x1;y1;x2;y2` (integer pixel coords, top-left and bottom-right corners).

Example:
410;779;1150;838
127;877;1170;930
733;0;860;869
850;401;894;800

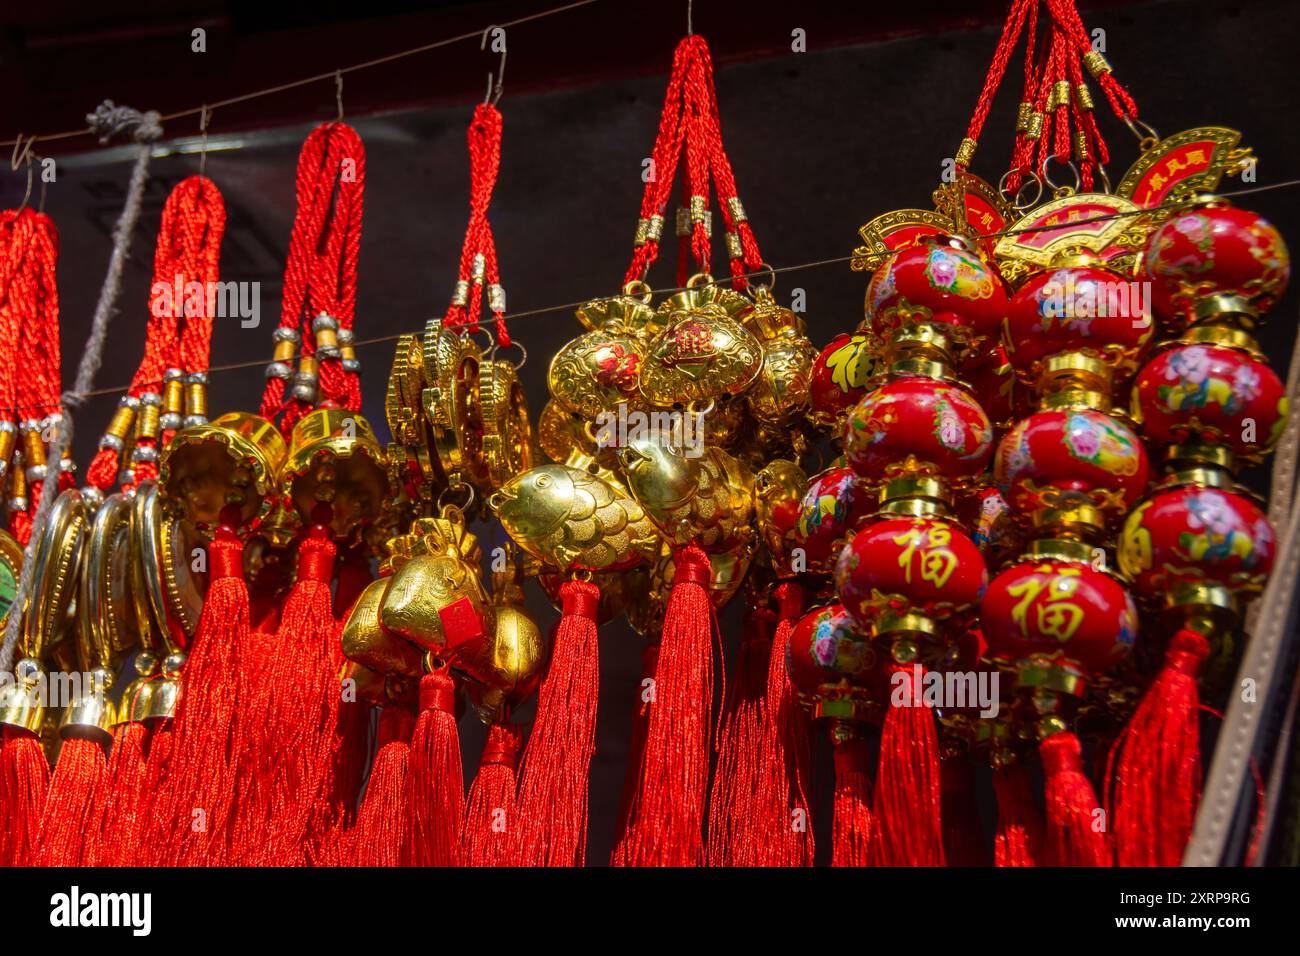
0;173;1290;415
0;0;603;150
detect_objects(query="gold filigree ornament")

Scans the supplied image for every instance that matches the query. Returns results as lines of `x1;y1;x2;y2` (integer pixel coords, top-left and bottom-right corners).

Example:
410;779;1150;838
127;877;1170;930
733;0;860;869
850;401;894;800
77;492;143;680
743;287;818;426
1114;125;1253;212
421;318;489;492
478;351;536;491
993;192;1154;289
617;433;755;553
638;274;764;407
385;331;436;506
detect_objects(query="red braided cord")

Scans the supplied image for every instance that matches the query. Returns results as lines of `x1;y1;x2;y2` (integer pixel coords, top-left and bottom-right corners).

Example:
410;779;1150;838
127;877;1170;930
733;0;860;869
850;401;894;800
261;123;365;429
961;0;1034;161
1007;0;1043;190
481;220;510;349
1048;0;1139;121
624;37;693;286
445;104;502;334
694;37;764;287
6;210;61;543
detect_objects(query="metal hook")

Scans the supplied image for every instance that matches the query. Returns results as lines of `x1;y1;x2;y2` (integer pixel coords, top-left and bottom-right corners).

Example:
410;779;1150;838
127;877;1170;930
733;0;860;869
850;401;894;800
335;70;345;122
480;25;507;105
198;105;212;179
687;0;694;34
10;136;37;212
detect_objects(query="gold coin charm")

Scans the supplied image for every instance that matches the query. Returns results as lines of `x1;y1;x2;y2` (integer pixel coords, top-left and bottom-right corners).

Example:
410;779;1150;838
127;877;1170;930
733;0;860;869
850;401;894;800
478;358;535;490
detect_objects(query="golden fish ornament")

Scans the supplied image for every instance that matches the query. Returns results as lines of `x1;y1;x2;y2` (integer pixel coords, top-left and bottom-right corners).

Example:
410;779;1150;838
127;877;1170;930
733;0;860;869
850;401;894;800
617;435;755;552
488;463;659;572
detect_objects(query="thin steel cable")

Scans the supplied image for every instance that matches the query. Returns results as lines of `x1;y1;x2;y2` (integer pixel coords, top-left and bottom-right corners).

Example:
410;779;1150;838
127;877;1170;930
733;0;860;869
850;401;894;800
0;0;603;150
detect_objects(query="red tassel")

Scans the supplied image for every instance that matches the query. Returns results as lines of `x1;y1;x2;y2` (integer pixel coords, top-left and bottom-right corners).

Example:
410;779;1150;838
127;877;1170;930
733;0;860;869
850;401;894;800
36;737;108;866
97;721;151;866
940;753;987;866
706;605;774;865
1040;730;1110;866
0;727;50;865
462;722;523;866
611;641;658;864
749;582;814;867
993;762;1041;867
873;663;945;866
347;706;414;867
1110;628;1209;866
149;509;248;866
242;524;340;865
514;578;600;866
407;667;463;866
615;544;715;867
831;729;876;867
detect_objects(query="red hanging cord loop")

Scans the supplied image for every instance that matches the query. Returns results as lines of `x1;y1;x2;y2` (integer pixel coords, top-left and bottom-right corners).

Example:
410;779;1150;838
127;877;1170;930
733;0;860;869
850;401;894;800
445;103;505;344
260;122;366;431
0;208;61;543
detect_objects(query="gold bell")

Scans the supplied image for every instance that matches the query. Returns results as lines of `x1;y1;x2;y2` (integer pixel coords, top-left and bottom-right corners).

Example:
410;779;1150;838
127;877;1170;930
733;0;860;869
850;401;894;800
281;408;392;542
58;667;115;745
0;658;47;733
159;411;287;537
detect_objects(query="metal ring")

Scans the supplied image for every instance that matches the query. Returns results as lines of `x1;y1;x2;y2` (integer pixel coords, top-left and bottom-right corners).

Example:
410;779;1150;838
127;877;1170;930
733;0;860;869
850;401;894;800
1095;164;1113;196
1122;115;1161;152
685;272;714;290
488;338;527;370
437;481;475;515
999;168;1043;211
750;261;777;294
622;279;653;302
1041;154;1080;198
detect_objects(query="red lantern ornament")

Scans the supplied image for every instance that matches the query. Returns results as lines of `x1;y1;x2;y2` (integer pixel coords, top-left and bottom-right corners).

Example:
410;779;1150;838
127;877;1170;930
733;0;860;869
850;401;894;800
981;558;1138;678
836;511;988;627
844;377;993;486
786;602;883;866
793;465;873;574
1118;478;1274;603
1141;199;1290;330
809;332;875;428
1134;340;1286;466
864;236;1008;359
996;405;1149;518
1004;258;1154;380
979;510;1137;867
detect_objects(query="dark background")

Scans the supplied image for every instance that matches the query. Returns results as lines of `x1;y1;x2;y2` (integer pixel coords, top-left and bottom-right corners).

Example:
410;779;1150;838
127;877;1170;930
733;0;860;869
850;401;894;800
2;0;1298;864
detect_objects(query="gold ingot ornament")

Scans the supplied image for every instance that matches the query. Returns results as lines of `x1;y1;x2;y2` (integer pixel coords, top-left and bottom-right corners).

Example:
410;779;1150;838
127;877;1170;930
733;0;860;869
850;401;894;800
466;549;545;724
376;509;495;680
488;463;660;572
